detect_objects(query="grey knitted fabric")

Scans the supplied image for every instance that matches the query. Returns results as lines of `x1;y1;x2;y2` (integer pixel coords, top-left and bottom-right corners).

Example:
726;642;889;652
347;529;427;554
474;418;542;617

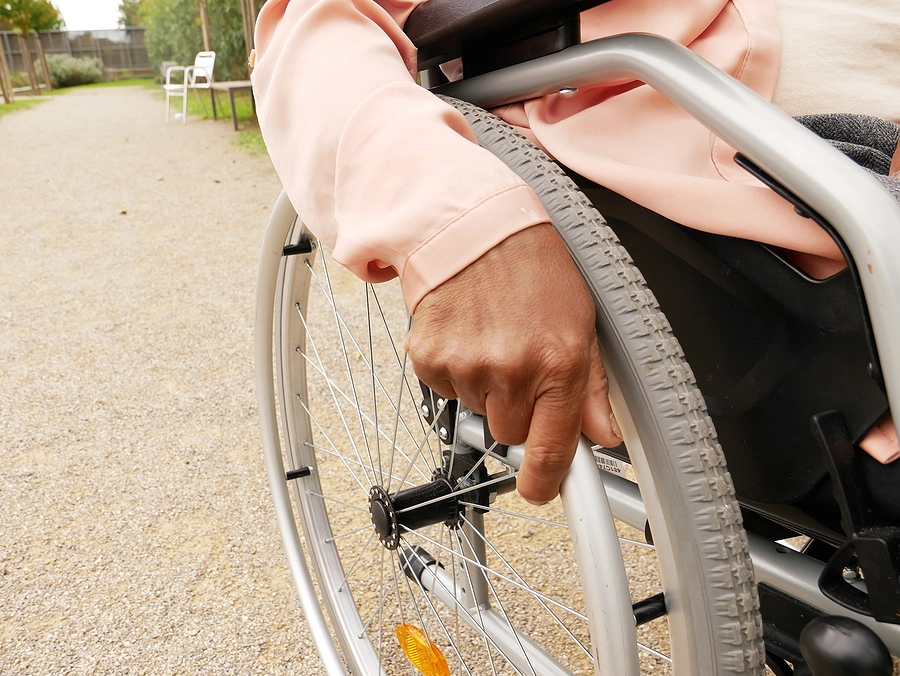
795;113;900;200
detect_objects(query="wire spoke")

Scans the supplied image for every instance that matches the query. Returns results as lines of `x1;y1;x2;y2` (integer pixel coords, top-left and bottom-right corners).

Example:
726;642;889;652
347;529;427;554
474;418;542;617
456;526;537;676
401;527;588;622
401;536;522;676
638;642;673;663
309;491;370;514
303;441;419;489
320;257;379;486
378;547;385;666
399;550;437;647
371;288;439;471
295;297;374;487
296;395;370;495
393;396;452;493
460;514;591;659
337;531;378;594
453;529;499;676
366;283;385;489
297;357;431;484
306;264;436;476
456;447;491;486
359;569;394;636
389;544;407;627
458;502;568;529
325;524;373;544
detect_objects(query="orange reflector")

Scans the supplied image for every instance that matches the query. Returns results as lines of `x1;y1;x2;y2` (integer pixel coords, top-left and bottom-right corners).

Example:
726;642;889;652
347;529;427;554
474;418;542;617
395;624;450;676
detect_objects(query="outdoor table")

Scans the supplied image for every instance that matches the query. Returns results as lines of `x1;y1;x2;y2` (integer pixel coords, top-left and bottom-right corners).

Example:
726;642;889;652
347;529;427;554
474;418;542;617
210;81;255;131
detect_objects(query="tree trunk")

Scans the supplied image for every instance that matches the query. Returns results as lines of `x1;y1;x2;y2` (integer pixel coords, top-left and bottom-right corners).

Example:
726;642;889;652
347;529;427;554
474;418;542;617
0;40;14;103
17;33;40;95
239;0;256;67
198;0;211;53
33;33;52;92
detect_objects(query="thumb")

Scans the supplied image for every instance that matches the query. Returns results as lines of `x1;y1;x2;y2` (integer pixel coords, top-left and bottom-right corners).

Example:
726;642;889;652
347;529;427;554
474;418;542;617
580;342;622;448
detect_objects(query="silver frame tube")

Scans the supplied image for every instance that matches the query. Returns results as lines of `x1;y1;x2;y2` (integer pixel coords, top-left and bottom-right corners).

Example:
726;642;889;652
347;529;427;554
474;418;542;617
439;33;900;424
601;474;900;655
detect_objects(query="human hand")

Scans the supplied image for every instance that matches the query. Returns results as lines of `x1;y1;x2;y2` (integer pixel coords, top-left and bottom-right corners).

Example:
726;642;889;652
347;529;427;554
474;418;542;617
406;224;622;504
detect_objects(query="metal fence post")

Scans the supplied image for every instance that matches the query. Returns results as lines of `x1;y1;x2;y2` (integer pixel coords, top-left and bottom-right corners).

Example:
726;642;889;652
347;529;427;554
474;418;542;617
125;29;134;73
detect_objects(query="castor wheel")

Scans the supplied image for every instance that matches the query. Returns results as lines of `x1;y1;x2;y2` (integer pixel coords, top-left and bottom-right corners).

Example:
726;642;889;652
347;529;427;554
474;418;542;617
800;616;892;676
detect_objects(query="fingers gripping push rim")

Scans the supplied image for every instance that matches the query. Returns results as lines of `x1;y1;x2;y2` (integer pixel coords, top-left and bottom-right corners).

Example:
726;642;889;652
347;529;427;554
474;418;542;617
443;96;765;674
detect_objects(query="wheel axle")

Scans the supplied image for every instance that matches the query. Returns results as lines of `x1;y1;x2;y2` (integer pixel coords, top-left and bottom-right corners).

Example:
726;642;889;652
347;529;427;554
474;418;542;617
368;476;460;550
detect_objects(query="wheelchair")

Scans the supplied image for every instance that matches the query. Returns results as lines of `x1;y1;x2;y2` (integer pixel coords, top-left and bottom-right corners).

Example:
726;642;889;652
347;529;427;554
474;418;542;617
254;0;900;673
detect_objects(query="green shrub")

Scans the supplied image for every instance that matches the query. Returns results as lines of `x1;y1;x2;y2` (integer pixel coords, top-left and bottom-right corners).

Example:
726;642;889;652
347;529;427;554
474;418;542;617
46;53;104;88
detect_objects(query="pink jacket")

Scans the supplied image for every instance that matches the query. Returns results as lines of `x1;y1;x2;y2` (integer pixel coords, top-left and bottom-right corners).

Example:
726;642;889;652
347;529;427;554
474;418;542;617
252;0;846;312
251;0;897;463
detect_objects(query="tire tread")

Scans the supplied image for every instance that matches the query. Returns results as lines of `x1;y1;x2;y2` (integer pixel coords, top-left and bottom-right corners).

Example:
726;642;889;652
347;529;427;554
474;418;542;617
444;95;765;674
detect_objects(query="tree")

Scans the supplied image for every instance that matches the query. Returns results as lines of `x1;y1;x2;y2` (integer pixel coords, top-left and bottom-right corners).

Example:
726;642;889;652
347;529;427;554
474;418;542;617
144;0;262;81
118;0;160;28
118;0;143;27
0;0;63;33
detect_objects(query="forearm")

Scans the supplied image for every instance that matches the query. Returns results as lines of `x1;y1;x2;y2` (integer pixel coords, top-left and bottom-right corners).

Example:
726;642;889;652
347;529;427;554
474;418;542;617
252;0;551;311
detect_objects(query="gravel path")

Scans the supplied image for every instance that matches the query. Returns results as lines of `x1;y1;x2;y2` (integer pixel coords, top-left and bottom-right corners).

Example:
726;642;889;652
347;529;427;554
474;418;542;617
0;86;324;675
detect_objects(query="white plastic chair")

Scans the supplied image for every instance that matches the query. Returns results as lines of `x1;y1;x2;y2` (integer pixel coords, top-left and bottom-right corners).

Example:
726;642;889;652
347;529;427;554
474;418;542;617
164;51;216;124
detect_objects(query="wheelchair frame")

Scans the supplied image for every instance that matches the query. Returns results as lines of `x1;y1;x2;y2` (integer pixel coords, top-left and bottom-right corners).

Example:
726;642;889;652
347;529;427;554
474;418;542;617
255;28;900;676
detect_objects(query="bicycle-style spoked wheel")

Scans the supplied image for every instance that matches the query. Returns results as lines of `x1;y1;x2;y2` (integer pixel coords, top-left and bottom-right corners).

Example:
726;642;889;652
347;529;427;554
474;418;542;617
274;233;635;676
262;99;765;675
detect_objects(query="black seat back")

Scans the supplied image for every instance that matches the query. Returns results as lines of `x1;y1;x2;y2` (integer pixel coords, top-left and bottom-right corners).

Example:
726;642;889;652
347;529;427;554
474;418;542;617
573;179;889;512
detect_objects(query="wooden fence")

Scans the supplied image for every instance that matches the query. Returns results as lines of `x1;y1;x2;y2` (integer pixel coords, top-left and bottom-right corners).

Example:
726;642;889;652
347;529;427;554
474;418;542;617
0;28;152;100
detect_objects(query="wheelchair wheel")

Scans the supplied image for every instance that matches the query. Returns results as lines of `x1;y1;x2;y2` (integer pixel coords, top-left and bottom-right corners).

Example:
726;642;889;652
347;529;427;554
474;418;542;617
266;101;764;675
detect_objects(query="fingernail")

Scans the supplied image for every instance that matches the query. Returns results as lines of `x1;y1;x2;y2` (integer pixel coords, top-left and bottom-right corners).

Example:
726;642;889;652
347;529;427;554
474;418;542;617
525;498;550;507
610;412;622;440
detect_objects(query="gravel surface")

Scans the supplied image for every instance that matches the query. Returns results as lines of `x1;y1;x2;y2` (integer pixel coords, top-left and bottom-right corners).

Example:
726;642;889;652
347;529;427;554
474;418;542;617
0;86;324;675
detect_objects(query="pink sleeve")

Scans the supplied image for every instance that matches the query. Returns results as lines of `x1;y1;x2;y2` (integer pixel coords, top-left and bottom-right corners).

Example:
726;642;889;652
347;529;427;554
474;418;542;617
251;0;552;311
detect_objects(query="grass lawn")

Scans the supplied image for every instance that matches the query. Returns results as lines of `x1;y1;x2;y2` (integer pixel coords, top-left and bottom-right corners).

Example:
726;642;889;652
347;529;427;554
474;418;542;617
165;86;266;156
0;97;51;119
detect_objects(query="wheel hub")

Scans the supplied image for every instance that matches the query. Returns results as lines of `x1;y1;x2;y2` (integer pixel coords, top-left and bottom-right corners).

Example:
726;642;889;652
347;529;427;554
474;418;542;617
368;475;460;551
368;485;401;549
